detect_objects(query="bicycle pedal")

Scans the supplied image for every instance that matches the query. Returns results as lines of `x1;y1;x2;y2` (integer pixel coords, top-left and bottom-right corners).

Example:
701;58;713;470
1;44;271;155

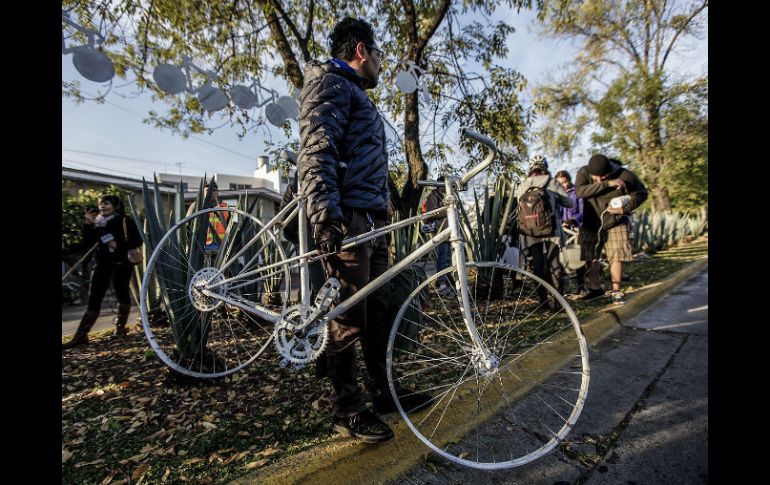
314;278;341;311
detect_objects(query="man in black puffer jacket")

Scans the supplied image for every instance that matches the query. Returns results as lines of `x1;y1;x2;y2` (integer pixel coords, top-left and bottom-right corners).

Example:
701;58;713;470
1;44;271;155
298;18;429;444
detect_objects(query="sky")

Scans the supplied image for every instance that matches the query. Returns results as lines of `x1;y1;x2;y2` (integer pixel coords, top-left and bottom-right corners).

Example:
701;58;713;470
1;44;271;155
61;5;707;181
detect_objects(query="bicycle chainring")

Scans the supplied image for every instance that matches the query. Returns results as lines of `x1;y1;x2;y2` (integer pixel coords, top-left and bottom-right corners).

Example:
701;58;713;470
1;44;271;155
274;305;329;367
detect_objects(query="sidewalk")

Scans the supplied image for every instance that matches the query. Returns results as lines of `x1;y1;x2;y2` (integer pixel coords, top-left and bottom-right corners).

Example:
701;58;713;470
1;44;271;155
62;304;140;337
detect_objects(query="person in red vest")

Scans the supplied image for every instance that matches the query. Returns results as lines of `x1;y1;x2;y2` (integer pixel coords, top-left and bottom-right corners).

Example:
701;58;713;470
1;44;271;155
205;180;229;252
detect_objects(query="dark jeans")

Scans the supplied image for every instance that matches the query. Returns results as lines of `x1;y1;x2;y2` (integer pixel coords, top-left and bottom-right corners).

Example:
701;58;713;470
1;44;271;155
87;260;133;312
320;209;391;417
523;241;563;302
435;241;451;286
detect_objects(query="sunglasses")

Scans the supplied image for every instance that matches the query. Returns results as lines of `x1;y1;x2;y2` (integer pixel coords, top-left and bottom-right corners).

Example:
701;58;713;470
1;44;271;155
365;44;384;58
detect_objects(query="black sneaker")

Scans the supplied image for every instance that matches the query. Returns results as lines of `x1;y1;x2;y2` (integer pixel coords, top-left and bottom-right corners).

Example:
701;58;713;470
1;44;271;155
332;409;394;443
372;388;434;415
579;288;605;302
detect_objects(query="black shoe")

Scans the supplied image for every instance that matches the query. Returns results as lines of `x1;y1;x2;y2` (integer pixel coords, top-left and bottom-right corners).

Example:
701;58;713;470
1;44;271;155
579;288;605;302
332;409;394;443
372;387;434;415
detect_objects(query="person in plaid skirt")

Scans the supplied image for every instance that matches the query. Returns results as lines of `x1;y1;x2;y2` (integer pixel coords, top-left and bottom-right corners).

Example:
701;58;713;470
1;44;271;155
575;155;648;305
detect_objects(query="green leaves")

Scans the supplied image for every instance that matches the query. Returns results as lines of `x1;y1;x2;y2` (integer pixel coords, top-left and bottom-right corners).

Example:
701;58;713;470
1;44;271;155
534;0;708;211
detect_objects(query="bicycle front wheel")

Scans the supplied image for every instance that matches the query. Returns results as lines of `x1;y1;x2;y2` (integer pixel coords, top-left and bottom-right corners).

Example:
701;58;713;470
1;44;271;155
140;207;290;379
387;262;589;469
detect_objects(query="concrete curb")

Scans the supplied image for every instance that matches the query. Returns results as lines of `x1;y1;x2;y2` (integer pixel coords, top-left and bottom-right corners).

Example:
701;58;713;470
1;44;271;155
230;256;708;485
580;256;709;346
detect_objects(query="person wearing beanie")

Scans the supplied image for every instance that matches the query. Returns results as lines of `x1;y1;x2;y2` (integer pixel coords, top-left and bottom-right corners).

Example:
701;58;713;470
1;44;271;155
574;154;648;305
63;194;143;349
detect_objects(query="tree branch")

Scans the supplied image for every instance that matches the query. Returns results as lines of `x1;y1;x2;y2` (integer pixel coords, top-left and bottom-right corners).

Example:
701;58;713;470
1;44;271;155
256;0;304;88
268;0;311;61
304;0;315;46
661;0;708;70
139;0;157;76
415;0;452;60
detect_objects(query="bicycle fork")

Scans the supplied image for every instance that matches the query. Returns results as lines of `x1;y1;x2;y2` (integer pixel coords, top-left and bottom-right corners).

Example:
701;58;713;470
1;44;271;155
445;180;500;376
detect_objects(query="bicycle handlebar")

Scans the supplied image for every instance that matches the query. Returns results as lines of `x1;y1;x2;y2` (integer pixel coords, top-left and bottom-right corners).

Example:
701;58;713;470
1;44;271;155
459;128;498;186
460;128;496;149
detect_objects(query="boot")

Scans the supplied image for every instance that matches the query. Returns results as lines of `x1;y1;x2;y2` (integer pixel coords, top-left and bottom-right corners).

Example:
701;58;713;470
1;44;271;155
62;310;99;349
112;303;131;338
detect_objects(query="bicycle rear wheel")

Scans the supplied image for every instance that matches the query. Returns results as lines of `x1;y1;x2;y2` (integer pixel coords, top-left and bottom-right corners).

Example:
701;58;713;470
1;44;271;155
387;262;589;469
140;207;290;379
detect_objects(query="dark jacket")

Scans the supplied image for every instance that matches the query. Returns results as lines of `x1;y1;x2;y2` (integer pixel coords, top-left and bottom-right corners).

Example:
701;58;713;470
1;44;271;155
574;161;648;232
83;213;142;265
423;188;447;230
297;59;389;227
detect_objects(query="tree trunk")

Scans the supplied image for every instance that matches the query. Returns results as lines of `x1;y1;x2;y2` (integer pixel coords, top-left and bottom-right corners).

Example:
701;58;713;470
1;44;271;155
644;99;671;212
398;91;428;219
651;185;672;212
256;0;304;89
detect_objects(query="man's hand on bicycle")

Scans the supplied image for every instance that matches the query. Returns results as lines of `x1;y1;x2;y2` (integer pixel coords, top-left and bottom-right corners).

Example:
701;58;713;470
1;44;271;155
314;222;343;254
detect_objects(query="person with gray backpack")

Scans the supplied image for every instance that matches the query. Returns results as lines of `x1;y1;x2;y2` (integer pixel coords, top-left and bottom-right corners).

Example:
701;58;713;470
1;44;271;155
514;155;574;309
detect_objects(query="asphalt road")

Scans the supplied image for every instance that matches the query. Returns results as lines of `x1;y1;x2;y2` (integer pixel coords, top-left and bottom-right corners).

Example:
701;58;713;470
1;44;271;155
62;304;141;337
389;267;708;484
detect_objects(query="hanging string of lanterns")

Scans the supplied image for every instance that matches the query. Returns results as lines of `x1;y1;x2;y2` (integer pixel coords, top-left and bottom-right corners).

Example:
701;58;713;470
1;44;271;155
61;10;299;127
63;10;434;125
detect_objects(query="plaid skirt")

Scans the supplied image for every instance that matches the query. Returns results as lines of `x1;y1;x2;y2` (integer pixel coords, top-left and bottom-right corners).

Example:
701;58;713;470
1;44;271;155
579;222;633;263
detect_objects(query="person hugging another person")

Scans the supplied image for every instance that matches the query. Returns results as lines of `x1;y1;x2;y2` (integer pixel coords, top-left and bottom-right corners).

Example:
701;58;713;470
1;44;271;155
574;154;648;305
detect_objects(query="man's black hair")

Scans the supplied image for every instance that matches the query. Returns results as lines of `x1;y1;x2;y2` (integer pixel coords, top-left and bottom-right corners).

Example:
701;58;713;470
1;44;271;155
329;17;375;61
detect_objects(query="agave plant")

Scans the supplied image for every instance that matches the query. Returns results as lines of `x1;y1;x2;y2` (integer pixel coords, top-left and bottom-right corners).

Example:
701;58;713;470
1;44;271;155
458;176;516;264
457;176;516;298
389;210;430;352
631;209;709;254
126;179;185;315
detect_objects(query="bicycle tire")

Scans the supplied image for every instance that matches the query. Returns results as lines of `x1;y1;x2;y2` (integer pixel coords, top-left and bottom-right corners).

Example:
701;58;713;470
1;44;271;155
386;262;589;469
140;207;290;379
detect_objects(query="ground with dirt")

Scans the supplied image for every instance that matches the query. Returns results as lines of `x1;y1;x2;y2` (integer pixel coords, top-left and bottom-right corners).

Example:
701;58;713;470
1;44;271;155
61;236;707;484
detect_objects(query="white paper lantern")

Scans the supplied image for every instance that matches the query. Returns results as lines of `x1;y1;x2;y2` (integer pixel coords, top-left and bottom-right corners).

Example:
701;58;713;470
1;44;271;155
265;102;288;126
395;70;418;94
198;85;228;112
276;96;299;120
72;46;115;83
230;85;257;109
153;64;187;95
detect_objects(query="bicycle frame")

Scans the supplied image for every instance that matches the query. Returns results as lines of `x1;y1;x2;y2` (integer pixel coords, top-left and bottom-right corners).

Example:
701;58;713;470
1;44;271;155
200;129;498;359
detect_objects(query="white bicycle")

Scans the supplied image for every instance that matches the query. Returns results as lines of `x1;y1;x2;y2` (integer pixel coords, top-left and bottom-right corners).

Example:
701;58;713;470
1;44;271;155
139;129;590;469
